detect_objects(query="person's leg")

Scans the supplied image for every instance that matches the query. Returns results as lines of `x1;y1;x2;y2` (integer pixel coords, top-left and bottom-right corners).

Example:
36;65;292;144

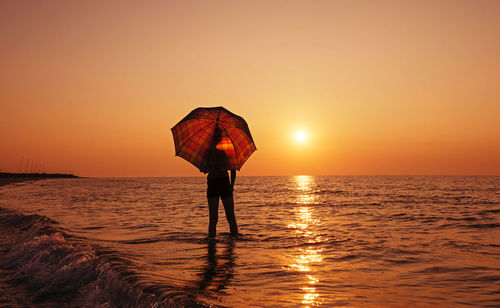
221;195;238;236
208;197;219;238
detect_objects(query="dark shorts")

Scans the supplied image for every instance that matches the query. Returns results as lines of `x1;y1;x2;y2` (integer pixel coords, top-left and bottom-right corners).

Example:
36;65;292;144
207;176;233;198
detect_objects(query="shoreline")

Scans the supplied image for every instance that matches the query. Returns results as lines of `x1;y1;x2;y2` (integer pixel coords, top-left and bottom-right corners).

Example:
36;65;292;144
0;172;78;179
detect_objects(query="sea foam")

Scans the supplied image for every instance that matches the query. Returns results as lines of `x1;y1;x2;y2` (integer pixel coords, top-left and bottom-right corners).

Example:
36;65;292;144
0;207;204;307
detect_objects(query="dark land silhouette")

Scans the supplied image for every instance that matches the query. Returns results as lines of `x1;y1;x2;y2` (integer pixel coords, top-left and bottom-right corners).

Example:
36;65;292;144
0;172;79;186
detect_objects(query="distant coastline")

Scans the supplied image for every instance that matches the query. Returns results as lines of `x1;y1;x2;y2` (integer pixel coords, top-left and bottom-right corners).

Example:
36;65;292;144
0;172;79;179
0;172;79;186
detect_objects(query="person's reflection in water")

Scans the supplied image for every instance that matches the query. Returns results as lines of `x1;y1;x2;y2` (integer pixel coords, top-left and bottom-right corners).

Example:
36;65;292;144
196;238;235;292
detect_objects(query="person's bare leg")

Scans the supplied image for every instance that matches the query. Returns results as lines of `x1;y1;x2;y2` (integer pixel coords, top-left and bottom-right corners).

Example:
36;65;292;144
208;197;219;238
221;196;238;236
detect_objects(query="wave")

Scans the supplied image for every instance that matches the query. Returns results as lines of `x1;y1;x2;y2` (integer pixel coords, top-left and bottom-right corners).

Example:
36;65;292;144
0;207;209;307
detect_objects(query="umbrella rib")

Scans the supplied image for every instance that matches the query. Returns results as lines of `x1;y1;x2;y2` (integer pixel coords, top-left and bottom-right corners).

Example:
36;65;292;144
221;125;241;170
219;120;256;148
195;107;217;120
217;119;247;130
175;121;215;156
177;116;216;125
190;116;217;121
171;117;215;130
216;119;236;127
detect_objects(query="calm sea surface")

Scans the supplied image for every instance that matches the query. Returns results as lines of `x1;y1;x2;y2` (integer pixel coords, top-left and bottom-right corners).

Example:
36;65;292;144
0;176;499;307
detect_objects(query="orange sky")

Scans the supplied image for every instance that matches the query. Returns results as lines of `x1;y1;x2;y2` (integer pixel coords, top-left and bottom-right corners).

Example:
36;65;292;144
1;1;499;177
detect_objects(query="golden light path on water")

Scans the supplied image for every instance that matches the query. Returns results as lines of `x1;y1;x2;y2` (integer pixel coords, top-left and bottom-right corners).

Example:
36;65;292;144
287;175;324;307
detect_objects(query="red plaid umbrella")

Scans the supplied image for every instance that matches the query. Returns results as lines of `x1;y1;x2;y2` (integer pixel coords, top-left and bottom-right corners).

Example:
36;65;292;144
171;107;256;172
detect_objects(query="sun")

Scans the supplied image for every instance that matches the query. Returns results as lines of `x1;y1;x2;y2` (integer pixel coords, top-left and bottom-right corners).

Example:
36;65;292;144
295;131;307;142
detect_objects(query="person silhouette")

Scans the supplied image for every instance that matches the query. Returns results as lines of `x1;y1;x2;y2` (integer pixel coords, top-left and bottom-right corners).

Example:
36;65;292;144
202;128;238;239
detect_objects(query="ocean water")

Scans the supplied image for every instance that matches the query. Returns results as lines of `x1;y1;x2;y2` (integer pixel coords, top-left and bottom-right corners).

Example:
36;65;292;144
0;176;499;307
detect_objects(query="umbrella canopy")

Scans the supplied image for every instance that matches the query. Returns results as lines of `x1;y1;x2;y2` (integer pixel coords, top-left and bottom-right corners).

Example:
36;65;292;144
171;107;256;172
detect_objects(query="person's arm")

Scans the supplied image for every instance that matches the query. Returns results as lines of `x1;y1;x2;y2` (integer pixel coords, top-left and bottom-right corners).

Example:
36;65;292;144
230;170;236;191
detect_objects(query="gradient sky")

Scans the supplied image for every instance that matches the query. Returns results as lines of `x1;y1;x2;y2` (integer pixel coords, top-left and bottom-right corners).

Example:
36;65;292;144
1;1;499;177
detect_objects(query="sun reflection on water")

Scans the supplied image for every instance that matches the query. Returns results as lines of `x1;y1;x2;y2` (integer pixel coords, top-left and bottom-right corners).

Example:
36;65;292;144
287;175;323;307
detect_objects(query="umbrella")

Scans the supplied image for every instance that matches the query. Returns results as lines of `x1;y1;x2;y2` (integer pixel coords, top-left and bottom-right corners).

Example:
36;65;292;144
171;107;256;172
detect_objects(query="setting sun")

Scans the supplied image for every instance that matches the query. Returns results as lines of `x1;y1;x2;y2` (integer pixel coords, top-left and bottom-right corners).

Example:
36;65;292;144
295;131;307;143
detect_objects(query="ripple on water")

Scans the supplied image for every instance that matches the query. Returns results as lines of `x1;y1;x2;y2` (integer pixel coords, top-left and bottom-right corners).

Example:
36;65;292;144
0;176;498;307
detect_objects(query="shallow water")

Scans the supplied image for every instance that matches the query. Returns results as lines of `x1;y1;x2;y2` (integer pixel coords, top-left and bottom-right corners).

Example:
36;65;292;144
0;176;499;307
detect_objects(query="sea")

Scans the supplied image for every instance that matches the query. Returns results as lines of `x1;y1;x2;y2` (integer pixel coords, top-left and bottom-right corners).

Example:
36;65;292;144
0;176;499;307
